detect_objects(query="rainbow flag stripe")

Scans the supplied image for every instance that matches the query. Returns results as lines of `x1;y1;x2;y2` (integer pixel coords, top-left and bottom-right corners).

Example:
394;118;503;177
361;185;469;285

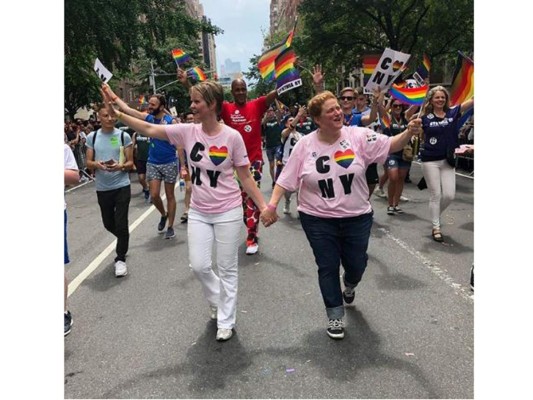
172;48;191;65
416;53;431;80
208;146;228;166
275;48;297;81
187;67;207;82
334;149;355;169
450;52;474;106
258;27;295;82
389;84;428;106
363;55;380;85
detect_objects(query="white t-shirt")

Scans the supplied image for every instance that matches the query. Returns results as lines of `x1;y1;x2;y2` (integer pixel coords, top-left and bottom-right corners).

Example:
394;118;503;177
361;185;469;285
282;131;302;165
64;143;78;209
165;123;249;214
276;127;391;218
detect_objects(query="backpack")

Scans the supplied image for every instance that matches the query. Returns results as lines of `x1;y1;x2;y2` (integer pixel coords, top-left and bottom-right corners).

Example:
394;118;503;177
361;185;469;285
91;129;125;158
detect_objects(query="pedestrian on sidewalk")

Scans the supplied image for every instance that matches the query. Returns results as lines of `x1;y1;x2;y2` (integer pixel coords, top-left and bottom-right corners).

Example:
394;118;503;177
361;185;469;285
102;81;274;342
262;91;421;340
85;103;134;277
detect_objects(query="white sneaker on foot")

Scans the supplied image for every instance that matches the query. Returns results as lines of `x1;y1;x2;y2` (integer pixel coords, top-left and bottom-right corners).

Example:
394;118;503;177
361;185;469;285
114;260;128;277
400;195;410;202
246;243;259;255
216;328;233;341
210;306;217;320
374;187;387;198
283;200;291;214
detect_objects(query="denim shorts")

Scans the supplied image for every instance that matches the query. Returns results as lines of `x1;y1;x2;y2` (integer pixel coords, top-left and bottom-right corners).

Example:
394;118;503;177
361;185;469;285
386;154;411;169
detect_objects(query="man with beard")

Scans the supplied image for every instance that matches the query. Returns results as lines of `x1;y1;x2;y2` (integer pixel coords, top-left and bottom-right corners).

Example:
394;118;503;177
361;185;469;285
102;85;179;239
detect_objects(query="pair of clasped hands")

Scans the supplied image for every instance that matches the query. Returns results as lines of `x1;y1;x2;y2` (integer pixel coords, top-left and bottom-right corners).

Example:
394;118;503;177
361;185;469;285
260;205;279;228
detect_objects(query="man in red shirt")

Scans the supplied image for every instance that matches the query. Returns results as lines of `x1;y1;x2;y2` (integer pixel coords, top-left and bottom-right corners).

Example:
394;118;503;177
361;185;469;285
177;71;277;255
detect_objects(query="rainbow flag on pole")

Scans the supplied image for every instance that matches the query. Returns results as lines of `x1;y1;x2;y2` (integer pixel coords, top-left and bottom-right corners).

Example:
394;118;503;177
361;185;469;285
187;67;207;82
171;48;191;65
389;84;428;105
449;52;474;106
275;48;302;95
258;21;297;83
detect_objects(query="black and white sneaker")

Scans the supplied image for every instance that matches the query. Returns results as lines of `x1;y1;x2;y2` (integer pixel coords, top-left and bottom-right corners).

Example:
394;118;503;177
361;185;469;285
394;206;404;214
327;318;345;339
64;310;73;337
387;206;396;215
343;286;356;304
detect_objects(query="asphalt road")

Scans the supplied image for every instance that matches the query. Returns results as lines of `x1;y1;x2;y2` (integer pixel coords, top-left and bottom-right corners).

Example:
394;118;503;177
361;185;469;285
64;158;473;399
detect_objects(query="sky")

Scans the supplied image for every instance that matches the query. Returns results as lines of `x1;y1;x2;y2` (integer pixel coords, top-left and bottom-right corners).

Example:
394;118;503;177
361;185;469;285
200;0;270;81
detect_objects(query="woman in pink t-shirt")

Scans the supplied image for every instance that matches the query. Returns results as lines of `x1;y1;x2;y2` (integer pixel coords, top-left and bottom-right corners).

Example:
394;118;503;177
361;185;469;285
103;81;274;342
262;91;422;340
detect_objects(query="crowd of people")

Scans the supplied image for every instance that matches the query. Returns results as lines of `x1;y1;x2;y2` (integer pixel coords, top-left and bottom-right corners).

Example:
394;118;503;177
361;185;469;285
64;66;474;341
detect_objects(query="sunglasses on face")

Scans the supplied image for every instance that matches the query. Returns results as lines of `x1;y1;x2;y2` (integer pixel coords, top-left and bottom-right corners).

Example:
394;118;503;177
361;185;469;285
339;96;354;101
392;104;402;108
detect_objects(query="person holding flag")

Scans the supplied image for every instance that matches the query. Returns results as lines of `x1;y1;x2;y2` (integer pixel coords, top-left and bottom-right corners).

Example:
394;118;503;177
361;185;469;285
419;85;473;242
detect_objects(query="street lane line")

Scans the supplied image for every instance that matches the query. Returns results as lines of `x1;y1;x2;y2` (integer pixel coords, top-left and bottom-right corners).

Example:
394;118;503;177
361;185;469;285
377;227;474;302
67;195;166;297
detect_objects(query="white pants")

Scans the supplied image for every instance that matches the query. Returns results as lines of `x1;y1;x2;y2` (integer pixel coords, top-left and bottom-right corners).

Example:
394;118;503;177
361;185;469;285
421;160;456;229
187;206;243;329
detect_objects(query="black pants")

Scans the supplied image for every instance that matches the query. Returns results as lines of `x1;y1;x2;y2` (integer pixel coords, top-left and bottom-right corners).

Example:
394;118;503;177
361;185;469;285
96;185;131;262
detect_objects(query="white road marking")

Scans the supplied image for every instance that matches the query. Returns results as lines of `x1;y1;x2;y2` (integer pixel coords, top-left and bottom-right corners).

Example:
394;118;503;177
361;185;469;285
376;227;474;302
67;195;166;297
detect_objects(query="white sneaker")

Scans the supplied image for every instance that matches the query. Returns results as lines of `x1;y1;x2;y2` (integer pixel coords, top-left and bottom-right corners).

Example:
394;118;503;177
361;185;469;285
210;306;218;320
375;187;387;198
216;328;233;341
246;243;259;255
114;260;128;277
400;195;410;202
283;200;291;214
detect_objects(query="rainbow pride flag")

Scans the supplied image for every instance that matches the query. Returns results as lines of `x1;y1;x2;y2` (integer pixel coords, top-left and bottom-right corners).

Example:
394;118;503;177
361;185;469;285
363;55;380;85
415;53;431;81
172;48;191;65
449;52;474;106
275;47;301;95
138;94;146;105
187;67;207;82
258;22;296;83
389;84;428;106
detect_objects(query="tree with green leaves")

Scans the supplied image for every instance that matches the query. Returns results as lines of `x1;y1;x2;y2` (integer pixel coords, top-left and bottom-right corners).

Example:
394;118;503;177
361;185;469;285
295;0;473;86
65;0;221;118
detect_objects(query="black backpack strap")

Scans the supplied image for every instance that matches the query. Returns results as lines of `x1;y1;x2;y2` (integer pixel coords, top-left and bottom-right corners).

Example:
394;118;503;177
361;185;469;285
121;131;124;146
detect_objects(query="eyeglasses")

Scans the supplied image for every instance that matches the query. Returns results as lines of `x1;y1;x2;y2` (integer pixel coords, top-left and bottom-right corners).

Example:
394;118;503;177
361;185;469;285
392;104;402;108
339;96;354;101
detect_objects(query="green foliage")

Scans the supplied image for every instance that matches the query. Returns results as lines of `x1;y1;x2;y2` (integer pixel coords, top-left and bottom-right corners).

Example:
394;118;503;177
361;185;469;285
296;0;473;84
65;0;221;117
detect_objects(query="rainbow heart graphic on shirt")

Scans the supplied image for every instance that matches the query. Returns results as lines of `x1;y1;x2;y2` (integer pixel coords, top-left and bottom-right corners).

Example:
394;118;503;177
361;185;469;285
334;149;355;168
209;146;228;166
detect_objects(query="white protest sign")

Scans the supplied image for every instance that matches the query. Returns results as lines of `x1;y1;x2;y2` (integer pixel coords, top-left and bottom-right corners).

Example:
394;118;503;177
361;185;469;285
94;58;113;83
364;48;411;93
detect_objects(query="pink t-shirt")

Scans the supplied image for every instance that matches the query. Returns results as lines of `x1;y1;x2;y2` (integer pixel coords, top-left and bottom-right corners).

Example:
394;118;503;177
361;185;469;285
165;123;250;214
276;126;391;218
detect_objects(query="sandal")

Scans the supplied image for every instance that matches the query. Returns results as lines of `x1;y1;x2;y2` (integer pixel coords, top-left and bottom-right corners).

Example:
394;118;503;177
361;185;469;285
432;228;444;242
180;212;188;223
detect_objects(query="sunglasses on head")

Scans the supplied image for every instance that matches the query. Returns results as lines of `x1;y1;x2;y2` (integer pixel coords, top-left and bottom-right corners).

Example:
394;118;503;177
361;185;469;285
339;96;354;101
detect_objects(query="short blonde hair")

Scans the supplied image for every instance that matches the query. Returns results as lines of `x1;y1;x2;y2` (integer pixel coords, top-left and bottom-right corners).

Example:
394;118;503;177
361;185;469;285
190;81;224;115
307;91;337;120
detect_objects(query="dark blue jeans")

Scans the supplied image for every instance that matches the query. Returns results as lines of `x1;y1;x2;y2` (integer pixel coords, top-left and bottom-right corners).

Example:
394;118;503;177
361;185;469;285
96;185;131;262
299;211;373;319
